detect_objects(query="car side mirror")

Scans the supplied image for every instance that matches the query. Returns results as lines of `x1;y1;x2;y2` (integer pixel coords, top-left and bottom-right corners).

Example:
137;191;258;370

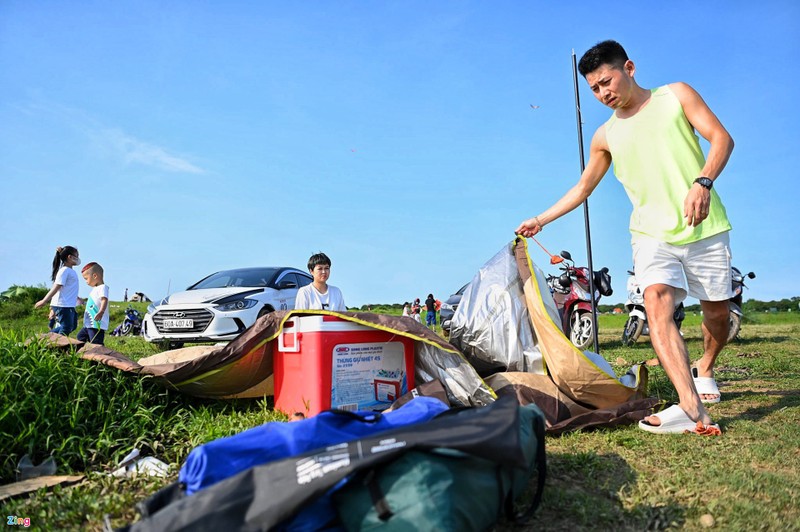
278;281;298;289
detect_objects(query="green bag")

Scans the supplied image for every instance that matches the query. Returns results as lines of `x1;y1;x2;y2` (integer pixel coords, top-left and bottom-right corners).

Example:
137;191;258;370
333;403;546;531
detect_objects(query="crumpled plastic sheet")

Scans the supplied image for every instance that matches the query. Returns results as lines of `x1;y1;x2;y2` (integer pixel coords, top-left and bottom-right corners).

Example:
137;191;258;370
449;243;549;375
414;342;495;406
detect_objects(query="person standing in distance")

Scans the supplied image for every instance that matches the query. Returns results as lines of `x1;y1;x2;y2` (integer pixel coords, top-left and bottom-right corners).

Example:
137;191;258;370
516;40;734;435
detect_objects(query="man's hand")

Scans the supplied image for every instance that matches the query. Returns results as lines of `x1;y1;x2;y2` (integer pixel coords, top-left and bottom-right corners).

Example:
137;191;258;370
515;216;544;238
684;184;711;227
34;299;46;309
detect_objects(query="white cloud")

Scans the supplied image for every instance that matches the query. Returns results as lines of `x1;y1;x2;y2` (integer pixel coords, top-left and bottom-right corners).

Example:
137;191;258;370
103;128;205;174
22;99;205;175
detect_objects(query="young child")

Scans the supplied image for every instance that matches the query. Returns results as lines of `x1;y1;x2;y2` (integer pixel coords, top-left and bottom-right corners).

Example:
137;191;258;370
76;262;110;345
294;252;346;311
411;298;422;323
35;246;81;335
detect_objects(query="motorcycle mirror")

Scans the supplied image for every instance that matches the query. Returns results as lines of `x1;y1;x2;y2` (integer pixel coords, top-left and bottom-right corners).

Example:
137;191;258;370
560;250;573;261
747;272;756;279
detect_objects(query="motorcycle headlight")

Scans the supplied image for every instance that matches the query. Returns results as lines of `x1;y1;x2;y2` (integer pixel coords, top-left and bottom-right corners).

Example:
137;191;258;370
215;299;259;312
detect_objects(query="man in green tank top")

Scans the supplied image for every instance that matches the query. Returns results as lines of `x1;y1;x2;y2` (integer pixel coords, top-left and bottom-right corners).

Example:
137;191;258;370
516;40;734;435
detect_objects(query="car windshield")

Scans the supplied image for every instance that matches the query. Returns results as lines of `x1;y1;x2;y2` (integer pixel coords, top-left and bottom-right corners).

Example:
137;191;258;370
189;268;280;289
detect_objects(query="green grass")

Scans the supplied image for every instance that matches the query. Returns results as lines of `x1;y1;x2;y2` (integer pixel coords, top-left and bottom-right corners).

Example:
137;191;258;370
1;308;799;531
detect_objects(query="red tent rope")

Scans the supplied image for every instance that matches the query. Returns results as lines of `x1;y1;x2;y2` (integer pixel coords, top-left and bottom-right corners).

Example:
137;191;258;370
531;236;564;264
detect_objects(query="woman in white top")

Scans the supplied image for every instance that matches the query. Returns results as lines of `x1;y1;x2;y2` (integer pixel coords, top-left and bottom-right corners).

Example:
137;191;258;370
35;245;82;335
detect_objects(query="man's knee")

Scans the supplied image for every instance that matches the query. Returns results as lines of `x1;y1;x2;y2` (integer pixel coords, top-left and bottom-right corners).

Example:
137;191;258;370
644;284;675;308
702;301;729;324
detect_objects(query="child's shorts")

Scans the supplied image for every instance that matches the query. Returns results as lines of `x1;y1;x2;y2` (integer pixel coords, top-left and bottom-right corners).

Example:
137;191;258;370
77;327;106;345
51;307;78;336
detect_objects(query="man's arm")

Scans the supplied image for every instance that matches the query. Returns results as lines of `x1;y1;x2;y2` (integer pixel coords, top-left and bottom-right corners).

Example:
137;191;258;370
516;126;612;237
670;82;734;227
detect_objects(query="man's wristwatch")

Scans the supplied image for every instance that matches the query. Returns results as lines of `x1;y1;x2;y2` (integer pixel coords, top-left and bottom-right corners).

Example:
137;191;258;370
694;177;713;190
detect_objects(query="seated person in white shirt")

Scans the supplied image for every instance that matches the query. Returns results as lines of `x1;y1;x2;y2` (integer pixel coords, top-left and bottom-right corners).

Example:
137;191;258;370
294;252;346;311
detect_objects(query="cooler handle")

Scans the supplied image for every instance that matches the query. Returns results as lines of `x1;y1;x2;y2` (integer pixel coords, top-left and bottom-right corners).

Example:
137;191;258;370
278;322;300;352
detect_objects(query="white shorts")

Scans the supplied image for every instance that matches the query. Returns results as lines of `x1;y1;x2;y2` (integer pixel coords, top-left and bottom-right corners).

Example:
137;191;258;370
631;232;733;303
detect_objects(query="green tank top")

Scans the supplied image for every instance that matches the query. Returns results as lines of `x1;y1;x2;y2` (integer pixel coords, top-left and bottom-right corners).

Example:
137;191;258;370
604;85;731;244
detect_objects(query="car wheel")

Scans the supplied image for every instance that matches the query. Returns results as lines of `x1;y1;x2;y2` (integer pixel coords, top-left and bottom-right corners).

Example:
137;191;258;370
257;305;275;321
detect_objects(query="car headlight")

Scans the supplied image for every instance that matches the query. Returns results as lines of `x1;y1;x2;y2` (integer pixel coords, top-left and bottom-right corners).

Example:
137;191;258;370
146;303;157;315
215;299;259;312
441;302;453;311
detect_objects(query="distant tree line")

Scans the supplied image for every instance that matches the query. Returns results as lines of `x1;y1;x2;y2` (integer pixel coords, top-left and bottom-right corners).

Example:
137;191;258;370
365;297;798;314
358;303;404;312
598;297;799;314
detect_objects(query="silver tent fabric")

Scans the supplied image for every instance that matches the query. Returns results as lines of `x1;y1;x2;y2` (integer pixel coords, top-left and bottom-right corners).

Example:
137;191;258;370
449;242;547;375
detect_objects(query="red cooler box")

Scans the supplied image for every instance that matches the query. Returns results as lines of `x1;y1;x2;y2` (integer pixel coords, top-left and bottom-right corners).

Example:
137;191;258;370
274;315;415;417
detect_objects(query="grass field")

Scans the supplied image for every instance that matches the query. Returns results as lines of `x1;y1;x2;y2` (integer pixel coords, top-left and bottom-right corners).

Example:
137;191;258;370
1;307;798;530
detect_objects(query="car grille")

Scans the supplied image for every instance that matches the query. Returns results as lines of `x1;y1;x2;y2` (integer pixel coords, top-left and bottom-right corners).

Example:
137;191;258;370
152;309;214;334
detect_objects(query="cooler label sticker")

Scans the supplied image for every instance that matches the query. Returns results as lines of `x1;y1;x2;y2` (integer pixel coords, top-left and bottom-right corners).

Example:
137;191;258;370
331;342;407;411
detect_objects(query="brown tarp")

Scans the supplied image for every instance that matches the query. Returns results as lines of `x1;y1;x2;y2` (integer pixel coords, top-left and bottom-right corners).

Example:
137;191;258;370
512;237;649;409
486;372;661;434
40;310;495;407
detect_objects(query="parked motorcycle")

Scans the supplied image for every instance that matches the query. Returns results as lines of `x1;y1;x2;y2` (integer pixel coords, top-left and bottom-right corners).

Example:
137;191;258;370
728;267;755;342
112;305;143;336
621;270;685;346
546;250;613;350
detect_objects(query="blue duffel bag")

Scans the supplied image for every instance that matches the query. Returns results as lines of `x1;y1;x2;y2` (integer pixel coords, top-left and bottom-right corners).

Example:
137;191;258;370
178;395;448;495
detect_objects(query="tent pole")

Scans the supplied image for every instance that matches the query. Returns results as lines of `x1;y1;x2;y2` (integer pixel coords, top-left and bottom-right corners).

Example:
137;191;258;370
572;50;601;353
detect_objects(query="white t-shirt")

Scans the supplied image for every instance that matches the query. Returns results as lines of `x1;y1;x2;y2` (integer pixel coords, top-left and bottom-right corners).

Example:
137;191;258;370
84;284;110;330
294;284;346;311
51;267;79;307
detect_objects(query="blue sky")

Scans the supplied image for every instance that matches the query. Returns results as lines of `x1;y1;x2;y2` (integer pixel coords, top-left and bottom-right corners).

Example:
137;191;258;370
1;1;798;307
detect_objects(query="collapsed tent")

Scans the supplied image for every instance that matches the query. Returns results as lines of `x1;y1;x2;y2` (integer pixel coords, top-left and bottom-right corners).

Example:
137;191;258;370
46;236;657;432
448;237;656;429
70;310;495;408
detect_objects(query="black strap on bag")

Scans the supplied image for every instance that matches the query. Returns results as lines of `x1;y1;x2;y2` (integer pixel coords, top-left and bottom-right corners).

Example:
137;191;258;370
512;415;547;524
363;469;394;521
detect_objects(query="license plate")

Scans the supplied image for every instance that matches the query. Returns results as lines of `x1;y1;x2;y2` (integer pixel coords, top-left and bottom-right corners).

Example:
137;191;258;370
163;318;194;329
